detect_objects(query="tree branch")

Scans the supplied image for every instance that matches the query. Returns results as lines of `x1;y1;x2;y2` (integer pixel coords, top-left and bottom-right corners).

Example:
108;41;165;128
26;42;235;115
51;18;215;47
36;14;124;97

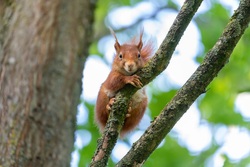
90;0;203;166
116;0;250;166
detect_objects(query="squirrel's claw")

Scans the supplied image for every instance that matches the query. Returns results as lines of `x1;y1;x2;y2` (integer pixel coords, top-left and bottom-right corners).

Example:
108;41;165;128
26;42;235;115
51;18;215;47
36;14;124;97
128;75;143;88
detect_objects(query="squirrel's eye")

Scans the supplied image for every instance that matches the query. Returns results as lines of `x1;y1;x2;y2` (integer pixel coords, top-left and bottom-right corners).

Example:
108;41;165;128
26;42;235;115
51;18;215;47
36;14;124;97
119;54;123;59
138;53;141;58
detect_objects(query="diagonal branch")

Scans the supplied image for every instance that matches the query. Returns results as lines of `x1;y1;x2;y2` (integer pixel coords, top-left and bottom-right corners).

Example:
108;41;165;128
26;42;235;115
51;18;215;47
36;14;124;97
90;0;203;166
116;0;250;166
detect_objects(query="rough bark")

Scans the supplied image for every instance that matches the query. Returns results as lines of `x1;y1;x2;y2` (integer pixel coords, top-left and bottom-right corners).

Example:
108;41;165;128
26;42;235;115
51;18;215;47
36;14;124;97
0;0;95;167
90;0;203;166
116;0;250;166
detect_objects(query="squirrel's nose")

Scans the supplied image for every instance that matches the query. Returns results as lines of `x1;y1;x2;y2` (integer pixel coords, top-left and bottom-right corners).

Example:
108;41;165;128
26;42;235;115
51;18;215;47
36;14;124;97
128;64;134;69
125;62;136;73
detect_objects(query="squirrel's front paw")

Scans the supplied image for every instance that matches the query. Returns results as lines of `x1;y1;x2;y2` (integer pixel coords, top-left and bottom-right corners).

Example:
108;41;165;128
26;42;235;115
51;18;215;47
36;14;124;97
126;75;143;88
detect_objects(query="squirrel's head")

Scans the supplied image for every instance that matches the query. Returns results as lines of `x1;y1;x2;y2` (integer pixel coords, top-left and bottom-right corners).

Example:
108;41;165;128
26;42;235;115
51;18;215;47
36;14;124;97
110;28;144;75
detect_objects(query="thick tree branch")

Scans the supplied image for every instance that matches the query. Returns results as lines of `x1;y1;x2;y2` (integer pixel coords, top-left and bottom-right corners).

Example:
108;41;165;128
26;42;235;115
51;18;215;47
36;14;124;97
90;0;203;166
116;0;250;166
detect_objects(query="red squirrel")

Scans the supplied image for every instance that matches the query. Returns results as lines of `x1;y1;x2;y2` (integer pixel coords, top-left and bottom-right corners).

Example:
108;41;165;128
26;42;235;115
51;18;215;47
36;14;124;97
95;29;154;137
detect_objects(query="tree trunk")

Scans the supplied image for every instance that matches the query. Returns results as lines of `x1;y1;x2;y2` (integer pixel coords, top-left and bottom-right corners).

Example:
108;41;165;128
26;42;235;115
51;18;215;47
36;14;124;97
0;0;95;166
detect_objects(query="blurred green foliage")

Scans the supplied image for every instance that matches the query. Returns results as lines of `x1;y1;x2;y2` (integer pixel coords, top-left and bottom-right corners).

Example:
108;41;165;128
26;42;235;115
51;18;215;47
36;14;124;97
75;0;250;166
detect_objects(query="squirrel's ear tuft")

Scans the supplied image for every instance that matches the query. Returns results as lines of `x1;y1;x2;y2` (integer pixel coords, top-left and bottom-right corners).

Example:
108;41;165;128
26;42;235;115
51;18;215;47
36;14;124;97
137;28;144;51
109;27;121;52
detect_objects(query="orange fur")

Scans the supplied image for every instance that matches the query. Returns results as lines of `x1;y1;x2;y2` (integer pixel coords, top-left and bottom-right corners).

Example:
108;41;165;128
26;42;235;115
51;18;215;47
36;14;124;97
95;29;154;137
